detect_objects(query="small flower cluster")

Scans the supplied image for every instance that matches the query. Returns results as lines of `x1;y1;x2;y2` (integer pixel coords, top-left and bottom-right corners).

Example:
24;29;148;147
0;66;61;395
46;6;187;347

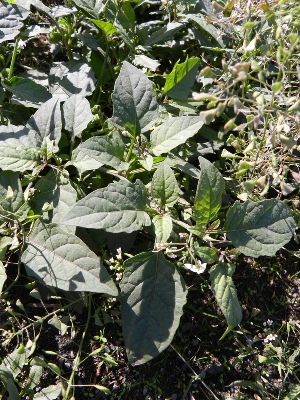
108;248;124;282
262;319;277;343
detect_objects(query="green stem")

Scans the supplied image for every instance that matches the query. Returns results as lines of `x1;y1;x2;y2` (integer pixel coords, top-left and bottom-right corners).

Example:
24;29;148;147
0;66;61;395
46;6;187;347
8;38;19;80
63;294;92;400
125;136;136;163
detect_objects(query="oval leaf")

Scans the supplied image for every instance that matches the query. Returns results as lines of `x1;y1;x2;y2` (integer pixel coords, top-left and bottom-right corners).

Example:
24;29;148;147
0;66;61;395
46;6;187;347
153;214;172;243
72;136;128;173
63;94;93;138
22;222;118;296
62;180;151;233
120;251;187;365
210;263;242;328
151;161;179;207
111;61;158;134
193;156;225;227
150;116;205;156
224;199;296;257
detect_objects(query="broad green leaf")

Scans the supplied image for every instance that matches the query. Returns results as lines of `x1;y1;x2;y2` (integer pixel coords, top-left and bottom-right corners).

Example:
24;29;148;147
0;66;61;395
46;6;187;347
0;171;24;213
1;345;31;379
0;367;21;400
90;19;116;36
166;154;201;179
120;251;187;365
33;383;63;399
72;0;103;18
224;199;296;257
133;55;160;71
153;214;172;243
25;363;43;391
193;157;225;227
2;78;52;108
210;263;242;328
193;244;217;264
0;125;39;171
111;61;158;134
0;261;6;295
187;14;225;47
33;170;77;233
0;2;30;44
22;222;118;295
144;22;183;46
164;57;200;101
150;116;205;156
63;94;93;139
26;97;62;145
62;180;151;233
72;136;128;173
151;162;179;207
49;61;96;100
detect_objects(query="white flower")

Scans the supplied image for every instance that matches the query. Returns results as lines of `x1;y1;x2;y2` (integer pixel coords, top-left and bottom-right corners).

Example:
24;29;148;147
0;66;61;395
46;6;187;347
263;319;273;327
116;272;123;281
116;247;122;260
18;39;26;49
263;334;277;343
184;260;207;274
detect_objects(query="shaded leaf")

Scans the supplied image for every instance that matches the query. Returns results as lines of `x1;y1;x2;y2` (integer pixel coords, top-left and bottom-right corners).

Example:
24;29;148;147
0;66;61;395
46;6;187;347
0;2;30;43
33;170;77;233
210;263;242;328
0;171;24;213
72;0;103;18
144;22;183;46
224;199;296;257
49;61;96;100
150;116;205;156
26;97;62;145
111;61;158;134
22;222;118;295
193;157;225;227
62;180;151;233
0;261;6;295
120;251;187;365
2;78;52;108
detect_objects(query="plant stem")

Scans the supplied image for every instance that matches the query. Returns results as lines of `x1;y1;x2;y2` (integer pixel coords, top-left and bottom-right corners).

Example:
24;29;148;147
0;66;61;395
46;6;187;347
63;293;92;400
8;39;19;80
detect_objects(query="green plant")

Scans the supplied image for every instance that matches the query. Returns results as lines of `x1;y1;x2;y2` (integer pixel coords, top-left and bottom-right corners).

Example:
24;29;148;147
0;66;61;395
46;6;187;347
0;0;300;398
